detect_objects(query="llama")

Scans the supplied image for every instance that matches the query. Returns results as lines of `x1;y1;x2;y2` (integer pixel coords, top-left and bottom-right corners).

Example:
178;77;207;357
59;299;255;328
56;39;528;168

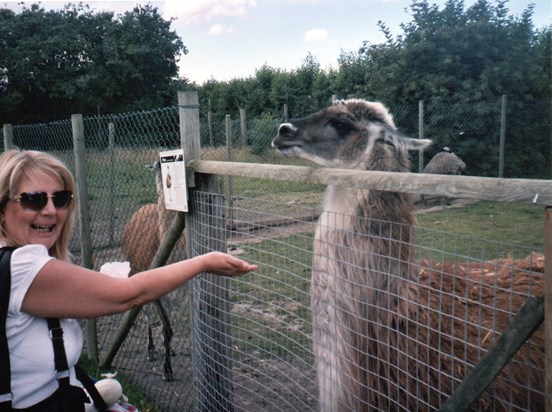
122;159;187;382
422;147;466;205
423;147;466;175
272;99;544;411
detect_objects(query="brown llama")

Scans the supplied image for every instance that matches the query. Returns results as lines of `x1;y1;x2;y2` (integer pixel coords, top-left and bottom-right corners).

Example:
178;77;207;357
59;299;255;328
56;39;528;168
422;146;466;175
272;98;544;411
421;147;466;206
122;159;187;381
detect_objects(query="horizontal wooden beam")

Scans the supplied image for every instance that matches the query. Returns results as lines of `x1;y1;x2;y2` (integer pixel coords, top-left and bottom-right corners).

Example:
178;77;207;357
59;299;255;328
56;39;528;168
188;160;552;206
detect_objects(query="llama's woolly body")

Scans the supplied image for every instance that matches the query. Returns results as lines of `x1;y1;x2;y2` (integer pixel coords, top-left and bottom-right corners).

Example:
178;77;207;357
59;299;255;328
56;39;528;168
122;161;186;275
273;99;544;411
423;149;466;175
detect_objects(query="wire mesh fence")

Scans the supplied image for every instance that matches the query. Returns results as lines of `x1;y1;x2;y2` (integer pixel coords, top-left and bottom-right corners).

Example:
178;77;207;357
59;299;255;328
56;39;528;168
191;190;544;411
1;96;549;410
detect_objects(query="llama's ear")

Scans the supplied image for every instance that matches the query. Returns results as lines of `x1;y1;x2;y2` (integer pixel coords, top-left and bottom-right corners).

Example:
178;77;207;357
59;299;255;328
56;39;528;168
145;160;161;171
384;128;432;152
405;138;432;151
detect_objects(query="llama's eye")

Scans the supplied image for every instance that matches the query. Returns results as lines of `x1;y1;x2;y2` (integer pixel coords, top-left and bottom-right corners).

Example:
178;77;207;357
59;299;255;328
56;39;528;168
329;117;355;135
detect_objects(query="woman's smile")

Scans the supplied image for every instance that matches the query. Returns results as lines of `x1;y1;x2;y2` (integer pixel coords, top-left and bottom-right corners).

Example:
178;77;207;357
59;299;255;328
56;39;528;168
3;171;68;250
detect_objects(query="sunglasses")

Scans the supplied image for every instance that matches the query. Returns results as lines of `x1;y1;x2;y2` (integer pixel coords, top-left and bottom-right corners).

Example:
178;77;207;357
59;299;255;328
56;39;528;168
12;190;73;212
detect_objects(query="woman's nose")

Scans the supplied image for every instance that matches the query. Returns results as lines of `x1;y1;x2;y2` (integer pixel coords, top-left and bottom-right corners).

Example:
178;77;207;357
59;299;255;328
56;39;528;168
40;198;57;213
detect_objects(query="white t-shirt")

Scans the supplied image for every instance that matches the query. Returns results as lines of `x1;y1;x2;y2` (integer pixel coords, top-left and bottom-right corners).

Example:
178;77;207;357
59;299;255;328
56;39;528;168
3;244;83;409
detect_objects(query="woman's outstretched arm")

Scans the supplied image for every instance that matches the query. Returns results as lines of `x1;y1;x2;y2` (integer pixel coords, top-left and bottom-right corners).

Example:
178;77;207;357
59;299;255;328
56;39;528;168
21;252;257;319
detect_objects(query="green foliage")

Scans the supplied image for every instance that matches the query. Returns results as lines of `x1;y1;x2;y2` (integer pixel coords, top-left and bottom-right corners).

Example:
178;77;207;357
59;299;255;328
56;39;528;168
0;3;187;124
390;0;548;104
248;114;281;155
197;0;549;109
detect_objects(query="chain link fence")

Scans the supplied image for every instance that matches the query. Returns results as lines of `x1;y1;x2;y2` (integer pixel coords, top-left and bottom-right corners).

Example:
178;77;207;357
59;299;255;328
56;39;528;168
1;96;550;411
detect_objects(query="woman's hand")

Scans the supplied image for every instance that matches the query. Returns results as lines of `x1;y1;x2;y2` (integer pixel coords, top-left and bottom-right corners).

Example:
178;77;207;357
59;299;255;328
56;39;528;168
199;252;258;276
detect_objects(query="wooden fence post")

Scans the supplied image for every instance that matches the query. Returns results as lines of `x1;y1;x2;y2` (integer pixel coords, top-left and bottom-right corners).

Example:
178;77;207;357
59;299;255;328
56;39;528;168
2;124;14;150
72;114;98;362
108;122;116;246
226;114;234;229
418;100;425;173
545;206;552;412
499;95;507;178
207;111;214;147
240;108;247;147
179;91;234;411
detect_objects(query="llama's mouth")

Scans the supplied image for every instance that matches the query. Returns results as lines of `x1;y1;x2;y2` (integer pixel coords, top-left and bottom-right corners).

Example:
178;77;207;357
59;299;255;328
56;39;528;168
275;146;300;156
273;140;302;153
31;224;55;233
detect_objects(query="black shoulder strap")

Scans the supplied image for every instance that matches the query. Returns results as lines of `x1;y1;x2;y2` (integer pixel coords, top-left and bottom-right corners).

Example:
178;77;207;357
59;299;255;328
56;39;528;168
75;365;107;412
46;317;70;385
0;247;16;411
47;315;107;412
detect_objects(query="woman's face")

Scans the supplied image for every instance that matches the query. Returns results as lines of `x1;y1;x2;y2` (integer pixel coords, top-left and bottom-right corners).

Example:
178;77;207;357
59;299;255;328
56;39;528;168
3;171;69;250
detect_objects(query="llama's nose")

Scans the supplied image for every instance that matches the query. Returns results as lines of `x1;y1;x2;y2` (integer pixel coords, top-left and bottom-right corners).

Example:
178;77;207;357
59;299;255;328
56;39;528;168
273;123;299;148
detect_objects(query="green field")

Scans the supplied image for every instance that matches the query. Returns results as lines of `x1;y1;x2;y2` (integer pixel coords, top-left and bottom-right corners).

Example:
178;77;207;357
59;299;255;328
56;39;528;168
416;200;544;260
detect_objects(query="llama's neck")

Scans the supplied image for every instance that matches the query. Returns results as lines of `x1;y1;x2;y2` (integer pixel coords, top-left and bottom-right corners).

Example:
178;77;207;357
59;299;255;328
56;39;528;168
321;186;363;230
316;183;417;313
325;141;417;228
322;185;417;230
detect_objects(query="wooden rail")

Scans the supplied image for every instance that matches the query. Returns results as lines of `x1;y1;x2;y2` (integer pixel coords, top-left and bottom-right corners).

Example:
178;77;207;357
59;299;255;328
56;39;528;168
188;160;552;206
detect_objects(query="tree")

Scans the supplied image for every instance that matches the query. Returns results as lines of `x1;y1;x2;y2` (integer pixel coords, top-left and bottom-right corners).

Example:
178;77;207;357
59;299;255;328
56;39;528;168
385;0;547;104
97;4;187;112
0;4;96;122
0;3;187;124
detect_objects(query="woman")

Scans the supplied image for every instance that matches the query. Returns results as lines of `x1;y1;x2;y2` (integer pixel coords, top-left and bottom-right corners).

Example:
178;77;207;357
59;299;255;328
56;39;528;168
0;149;257;410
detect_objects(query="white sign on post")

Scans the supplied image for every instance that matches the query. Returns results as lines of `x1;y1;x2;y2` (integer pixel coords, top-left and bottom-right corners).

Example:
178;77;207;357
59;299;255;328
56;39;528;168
159;149;188;212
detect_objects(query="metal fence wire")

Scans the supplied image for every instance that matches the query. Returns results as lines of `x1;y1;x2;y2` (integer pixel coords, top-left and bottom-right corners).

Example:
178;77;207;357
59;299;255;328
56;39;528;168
0;96;549;411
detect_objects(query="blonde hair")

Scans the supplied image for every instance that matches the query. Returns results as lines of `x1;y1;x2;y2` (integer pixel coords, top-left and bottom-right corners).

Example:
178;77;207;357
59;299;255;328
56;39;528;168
0;150;77;261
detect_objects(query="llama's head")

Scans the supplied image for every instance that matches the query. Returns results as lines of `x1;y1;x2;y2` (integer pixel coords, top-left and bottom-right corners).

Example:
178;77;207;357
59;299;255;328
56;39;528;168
145;159;163;196
272;99;432;171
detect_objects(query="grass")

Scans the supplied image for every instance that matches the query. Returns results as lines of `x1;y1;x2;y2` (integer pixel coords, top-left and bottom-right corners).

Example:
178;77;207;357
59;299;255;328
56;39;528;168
230;232;314;361
71;147;324;220
416;200;545;261
77;194;545;406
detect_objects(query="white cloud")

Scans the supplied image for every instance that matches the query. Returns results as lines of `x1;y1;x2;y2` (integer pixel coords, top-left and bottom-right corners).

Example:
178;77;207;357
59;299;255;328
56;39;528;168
164;0;256;25
208;24;236;35
304;29;328;43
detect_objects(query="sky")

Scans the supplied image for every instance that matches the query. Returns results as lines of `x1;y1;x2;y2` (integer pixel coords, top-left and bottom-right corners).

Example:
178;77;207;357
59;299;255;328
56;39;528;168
1;0;550;85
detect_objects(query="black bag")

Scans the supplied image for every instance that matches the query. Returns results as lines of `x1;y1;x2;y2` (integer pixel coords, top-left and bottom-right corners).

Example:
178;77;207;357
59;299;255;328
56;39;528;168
0;247;107;412
12;382;89;412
